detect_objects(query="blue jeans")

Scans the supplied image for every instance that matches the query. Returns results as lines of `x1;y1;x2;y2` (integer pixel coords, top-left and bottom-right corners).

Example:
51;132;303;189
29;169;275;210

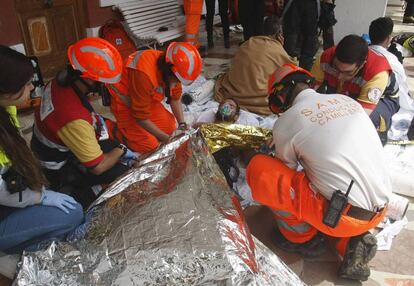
0;204;83;254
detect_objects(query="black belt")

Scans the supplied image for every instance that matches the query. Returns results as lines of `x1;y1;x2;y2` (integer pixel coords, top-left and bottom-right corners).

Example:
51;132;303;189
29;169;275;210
346;205;379;221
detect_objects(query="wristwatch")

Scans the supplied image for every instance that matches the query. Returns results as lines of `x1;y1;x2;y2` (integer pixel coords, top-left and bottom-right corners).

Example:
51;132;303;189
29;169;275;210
117;143;128;156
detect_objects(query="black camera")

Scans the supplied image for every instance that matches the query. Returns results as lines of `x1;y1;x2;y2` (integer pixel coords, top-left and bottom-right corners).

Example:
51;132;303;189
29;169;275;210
3;168;28;201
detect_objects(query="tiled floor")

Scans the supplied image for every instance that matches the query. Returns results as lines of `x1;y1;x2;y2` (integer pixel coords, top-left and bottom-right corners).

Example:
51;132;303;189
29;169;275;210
2;2;414;285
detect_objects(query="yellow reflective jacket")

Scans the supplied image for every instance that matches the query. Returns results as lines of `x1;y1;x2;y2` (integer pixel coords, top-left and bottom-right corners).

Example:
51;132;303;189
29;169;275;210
0;106;19;167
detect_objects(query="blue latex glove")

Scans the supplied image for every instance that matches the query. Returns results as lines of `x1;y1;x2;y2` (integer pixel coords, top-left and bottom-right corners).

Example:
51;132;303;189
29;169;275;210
41;190;78;214
122;148;139;160
120;148;140;167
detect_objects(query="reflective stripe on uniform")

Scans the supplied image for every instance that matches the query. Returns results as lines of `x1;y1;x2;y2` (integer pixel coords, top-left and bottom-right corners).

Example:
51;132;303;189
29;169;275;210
33;124;69;152
107;84;132;107
272;65;296;84
127;51;144;69
351;76;366;87
378;115;387;132
273;210;293;218
276;219;312;234
320;62;337;76
39;159;67;170
185;33;196;39
272;209;312;234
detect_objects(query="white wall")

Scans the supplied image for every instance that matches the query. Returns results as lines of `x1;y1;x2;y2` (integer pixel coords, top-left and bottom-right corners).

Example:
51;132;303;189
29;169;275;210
86;27;101;37
100;0;212;14
333;0;388;44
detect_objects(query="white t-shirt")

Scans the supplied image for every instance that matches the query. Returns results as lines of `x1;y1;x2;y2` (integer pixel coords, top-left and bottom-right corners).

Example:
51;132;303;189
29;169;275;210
196;109;260;127
370;45;414;111
273;89;391;211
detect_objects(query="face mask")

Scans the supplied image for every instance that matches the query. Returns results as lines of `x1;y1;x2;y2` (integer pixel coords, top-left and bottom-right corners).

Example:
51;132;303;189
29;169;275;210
217;102;235;122
219;103;232;116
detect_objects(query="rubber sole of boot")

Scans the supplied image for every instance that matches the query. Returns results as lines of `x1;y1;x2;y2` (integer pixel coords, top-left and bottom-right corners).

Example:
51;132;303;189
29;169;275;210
338;233;377;281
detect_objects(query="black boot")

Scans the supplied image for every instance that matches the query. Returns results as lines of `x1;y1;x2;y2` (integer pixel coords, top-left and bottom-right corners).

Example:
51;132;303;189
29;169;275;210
207;31;214;48
224;33;230;49
338;232;377;281
273;228;326;257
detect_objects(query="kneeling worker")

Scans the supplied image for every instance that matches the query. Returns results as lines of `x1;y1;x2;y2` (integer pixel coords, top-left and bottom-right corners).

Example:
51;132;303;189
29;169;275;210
31;38;137;208
106;42;202;154
311;34;400;144
245;64;390;281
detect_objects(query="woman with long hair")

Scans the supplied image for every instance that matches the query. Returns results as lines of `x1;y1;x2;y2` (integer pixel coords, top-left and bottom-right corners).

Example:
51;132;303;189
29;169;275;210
0;46;83;263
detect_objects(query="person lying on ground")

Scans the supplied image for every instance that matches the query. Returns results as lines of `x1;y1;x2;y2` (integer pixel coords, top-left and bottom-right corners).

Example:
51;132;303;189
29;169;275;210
193;98;260;128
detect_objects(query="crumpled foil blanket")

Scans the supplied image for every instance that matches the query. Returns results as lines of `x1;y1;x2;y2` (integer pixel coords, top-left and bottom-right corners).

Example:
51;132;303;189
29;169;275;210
200;123;272;154
16;131;305;286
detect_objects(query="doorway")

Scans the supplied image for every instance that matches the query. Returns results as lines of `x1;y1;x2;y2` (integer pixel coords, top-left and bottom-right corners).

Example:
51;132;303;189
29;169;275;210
15;0;87;79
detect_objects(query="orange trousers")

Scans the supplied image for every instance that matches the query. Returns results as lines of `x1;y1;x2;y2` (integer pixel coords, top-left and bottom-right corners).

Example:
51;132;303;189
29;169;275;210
246;154;385;256
184;0;204;46
108;102;176;154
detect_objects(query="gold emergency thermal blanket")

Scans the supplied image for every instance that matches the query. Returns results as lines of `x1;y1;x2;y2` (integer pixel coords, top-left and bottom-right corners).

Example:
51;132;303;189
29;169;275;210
200;123;272;153
15;131;304;286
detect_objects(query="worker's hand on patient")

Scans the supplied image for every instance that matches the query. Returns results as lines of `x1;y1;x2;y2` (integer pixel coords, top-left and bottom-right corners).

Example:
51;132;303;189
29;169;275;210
177;122;189;130
169;122;189;140
122;149;139;160
258;138;275;156
192;122;203;129
266;137;275;150
41;190;78;214
120;148;140;167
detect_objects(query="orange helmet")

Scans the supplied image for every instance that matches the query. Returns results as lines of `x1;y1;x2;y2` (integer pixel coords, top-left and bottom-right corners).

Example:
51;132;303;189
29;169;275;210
67;37;122;84
165;42;202;86
268;63;315;114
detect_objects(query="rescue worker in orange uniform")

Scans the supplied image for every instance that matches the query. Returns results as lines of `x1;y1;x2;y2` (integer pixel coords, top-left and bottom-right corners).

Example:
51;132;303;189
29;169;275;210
244;64;391;281
31;38;138;208
184;0;204;47
311;34;400;145
106;42;202;154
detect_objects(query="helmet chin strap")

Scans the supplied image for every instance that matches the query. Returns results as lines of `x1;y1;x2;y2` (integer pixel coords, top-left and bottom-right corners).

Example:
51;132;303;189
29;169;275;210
274;82;296;112
282;83;297;111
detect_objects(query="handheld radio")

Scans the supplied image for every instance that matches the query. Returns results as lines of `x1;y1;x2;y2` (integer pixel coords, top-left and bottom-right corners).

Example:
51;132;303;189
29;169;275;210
323;180;354;228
